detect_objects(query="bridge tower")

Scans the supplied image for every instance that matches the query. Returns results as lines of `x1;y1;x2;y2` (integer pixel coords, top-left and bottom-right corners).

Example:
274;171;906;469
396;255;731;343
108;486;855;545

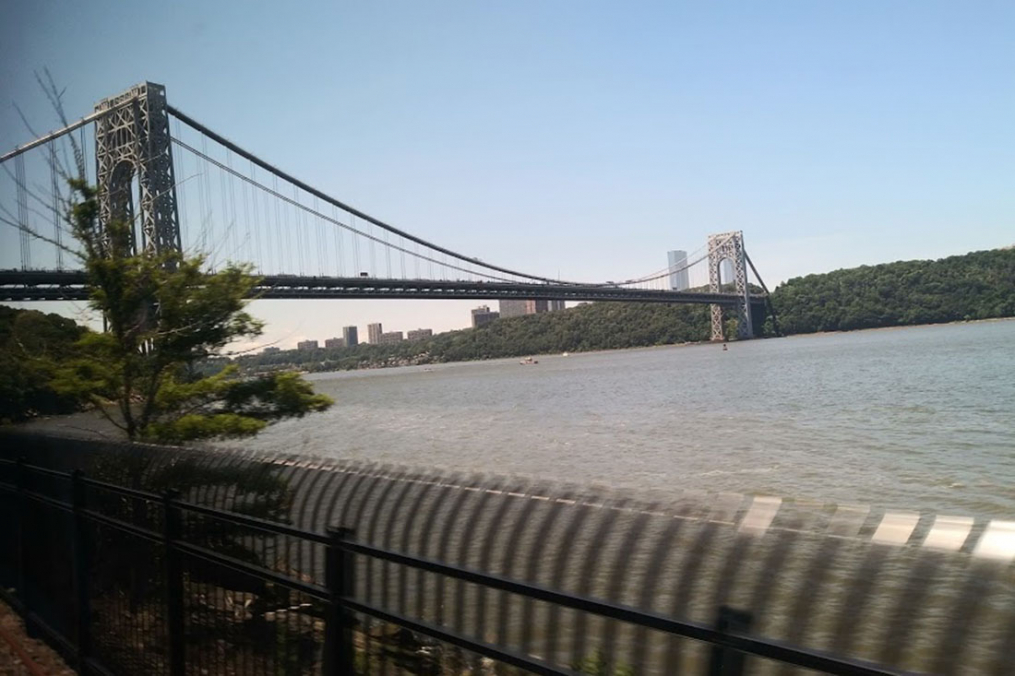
708;230;753;341
94;82;181;258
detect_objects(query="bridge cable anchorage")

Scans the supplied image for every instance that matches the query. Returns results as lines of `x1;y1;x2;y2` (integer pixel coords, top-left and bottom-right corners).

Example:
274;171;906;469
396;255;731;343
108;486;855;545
166;105;595;286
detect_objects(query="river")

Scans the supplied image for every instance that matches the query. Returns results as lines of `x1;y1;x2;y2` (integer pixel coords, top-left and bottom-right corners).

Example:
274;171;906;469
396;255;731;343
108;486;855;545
238;319;1015;520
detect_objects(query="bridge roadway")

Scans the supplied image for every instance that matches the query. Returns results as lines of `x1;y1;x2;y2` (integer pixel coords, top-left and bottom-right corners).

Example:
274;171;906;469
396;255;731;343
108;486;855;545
0;270;752;305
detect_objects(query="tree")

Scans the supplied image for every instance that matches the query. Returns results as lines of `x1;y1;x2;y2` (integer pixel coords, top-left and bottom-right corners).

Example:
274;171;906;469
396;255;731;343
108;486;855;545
51;179;332;442
0;306;87;422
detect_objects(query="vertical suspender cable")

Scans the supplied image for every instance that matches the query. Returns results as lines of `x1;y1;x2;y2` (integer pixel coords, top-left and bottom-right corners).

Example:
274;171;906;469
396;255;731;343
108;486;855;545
201;135;213;259
240;160;251;270
15;154;31;270
249;162;261;274
218;154;230;264
49;144;64;270
351;214;360;274
293;185;303;275
339;203;347;274
173;119;190;255
384;229;391;278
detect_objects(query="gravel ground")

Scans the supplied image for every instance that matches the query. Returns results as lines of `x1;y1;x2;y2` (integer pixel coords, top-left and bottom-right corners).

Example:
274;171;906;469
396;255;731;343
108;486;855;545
0;600;74;676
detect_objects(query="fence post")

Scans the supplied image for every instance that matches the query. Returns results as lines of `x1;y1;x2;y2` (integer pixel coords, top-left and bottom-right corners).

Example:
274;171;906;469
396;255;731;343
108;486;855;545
15;457;36;638
324;527;356;676
162;489;185;676
70;470;92;669
709;606;752;676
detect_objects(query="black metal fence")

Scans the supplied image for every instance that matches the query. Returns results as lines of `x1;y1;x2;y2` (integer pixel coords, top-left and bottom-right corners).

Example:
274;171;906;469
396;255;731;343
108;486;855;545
1;432;1013;674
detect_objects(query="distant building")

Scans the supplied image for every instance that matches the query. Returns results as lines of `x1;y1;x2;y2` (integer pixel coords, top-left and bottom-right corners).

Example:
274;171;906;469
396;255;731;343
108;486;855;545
407;328;433;341
325;337;346;349
548;300;566;312
378;331;403;344
343;325;359;347
499;299;551;317
263;346;280;354
296;340;319;351
471;305;500;327
367;323;383;344
667;250;689;291
498;300;528;318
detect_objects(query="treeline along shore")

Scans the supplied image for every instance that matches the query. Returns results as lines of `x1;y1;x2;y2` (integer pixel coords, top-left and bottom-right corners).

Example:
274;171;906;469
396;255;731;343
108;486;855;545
3;246;1014;421
236;246;1015;373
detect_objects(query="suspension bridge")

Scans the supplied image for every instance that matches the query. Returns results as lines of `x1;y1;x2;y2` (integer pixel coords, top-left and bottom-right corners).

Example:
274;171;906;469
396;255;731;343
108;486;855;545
0;82;772;340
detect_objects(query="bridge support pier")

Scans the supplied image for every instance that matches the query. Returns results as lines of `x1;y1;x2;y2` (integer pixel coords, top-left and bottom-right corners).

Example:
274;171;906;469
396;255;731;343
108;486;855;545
708;231;753;341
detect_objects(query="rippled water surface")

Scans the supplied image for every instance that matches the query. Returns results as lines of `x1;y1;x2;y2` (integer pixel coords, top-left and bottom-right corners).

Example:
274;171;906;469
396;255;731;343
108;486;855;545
240;320;1015;518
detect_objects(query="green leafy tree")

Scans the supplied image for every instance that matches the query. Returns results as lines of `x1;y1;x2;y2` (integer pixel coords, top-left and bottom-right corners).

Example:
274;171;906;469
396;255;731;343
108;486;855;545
0;306;87;422
51;180;332;441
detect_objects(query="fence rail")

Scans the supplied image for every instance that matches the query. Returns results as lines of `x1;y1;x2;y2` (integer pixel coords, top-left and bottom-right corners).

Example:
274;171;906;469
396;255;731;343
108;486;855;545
0;455;926;676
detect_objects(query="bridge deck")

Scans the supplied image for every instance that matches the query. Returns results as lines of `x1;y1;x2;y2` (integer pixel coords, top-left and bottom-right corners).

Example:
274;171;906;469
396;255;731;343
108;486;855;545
0;270;755;304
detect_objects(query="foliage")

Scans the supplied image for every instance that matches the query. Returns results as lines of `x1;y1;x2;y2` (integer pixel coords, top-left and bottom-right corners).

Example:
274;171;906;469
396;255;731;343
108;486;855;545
0;305;88;422
234;246;1015;375
770;247;1015;334
50;180;332;441
236;299;763;374
573;650;636;676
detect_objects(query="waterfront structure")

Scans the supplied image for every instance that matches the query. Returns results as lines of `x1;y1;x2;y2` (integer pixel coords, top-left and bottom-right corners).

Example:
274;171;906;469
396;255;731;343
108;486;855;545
548;300;566;312
708;231;753;341
0;82;767;340
498;300;528;318
343;325;359;347
367;323;383;344
472;305;500;327
325;337;346;349
407;328;433;341
296;340;319;351
668;250;689;291
378;331;403;344
499;300;551;317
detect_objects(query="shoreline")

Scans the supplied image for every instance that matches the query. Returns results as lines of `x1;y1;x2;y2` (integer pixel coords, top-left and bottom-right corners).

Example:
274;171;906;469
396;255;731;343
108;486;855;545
304;314;1015;376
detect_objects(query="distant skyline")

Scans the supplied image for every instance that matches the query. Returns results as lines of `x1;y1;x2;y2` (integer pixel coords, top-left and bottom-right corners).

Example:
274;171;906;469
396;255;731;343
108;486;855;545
2;1;1012;348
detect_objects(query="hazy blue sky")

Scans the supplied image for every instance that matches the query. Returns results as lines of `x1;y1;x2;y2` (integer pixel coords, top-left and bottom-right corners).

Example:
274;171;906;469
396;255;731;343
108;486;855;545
3;1;1012;348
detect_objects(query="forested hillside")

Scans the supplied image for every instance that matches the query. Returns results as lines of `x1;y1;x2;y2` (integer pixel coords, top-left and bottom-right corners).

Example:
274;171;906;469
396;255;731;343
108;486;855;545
238;301;719;373
770;248;1015;334
0;306;88;422
5;247;1012;387
238;246;1015;373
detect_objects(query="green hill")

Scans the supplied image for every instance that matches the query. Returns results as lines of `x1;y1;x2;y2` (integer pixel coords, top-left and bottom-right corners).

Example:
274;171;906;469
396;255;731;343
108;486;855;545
771;247;1015;334
239;246;1015;373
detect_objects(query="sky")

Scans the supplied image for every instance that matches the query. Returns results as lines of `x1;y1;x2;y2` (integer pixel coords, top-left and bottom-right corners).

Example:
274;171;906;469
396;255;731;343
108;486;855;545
2;1;1013;349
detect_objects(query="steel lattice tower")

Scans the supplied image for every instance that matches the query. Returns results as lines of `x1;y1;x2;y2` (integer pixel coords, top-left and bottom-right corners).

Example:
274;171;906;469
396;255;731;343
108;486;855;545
94;82;181;258
708;230;753;341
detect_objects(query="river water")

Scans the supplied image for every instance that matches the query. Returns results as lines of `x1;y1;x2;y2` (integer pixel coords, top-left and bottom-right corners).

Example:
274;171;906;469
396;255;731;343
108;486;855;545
241;319;1015;520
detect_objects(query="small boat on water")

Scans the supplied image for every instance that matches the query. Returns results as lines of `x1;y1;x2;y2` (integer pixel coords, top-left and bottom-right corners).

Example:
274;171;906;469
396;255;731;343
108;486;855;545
520;356;538;365
562;352;569;357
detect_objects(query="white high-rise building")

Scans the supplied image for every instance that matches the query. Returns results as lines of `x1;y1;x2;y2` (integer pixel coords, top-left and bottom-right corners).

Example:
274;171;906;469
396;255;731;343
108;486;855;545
667;250;689;291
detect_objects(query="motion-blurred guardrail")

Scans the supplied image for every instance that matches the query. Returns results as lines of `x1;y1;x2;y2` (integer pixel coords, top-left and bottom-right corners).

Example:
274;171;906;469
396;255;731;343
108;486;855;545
1;431;1012;674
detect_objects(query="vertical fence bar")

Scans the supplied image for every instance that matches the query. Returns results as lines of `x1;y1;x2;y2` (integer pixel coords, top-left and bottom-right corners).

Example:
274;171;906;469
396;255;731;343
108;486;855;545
163;490;185;676
15;457;35;638
709;606;752;676
324;527;356;676
71;470;92;669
